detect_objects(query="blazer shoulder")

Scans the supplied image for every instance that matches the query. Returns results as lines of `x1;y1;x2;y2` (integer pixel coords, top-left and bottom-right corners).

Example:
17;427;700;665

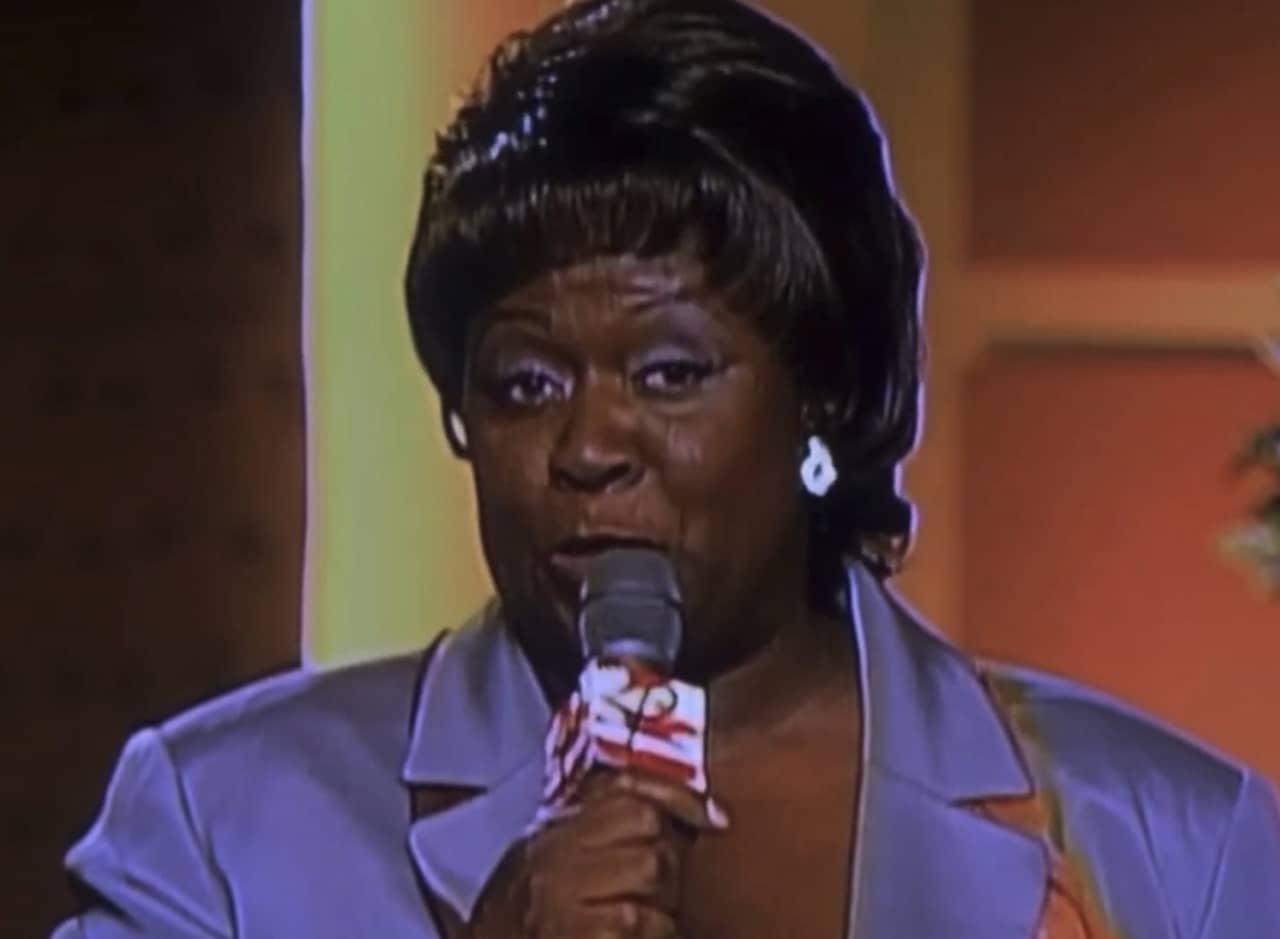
156;647;428;779
985;661;1247;805
982;662;1280;936
61;648;444;936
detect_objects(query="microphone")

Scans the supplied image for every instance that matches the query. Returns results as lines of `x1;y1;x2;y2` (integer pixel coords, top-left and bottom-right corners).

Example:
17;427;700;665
576;545;682;669
533;547;709;826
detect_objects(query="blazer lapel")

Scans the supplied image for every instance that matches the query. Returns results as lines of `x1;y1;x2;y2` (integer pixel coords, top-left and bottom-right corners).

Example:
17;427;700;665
401;601;550;922
845;564;1050;939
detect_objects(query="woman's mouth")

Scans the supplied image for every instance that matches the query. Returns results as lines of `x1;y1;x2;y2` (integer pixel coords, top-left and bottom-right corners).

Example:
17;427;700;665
543;533;666;605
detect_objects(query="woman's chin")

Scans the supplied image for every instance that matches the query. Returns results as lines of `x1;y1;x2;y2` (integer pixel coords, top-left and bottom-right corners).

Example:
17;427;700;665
529;568;582;644
502;582;583;675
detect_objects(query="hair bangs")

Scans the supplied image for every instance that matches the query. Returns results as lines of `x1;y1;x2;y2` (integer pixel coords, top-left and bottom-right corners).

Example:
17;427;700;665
408;136;836;406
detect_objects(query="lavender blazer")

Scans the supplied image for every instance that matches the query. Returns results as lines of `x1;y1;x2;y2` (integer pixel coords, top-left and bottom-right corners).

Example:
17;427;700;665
55;564;1280;937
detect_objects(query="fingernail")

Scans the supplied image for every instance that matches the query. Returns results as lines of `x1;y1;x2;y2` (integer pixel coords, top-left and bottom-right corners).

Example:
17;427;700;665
708;797;731;829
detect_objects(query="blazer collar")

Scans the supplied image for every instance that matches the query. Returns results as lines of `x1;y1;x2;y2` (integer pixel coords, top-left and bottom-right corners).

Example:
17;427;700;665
848;561;1029;800
403;566;1050;935
401;598;549;789
844;563;1049;937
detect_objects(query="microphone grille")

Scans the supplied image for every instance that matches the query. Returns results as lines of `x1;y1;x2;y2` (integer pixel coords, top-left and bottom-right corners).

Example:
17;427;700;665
577;547;683;669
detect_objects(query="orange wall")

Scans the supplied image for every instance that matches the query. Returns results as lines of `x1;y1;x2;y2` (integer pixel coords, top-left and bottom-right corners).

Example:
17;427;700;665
952;0;1280;784
962;348;1280;783
971;0;1280;263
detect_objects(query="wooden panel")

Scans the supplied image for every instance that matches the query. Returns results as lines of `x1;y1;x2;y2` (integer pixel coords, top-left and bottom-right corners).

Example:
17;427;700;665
0;2;302;933
962;348;1280;784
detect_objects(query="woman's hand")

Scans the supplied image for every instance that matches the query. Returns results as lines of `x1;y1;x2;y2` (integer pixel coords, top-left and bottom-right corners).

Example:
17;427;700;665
467;771;730;939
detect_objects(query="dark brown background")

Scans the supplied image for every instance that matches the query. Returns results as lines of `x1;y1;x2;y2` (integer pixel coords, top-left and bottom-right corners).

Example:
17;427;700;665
0;2;302;932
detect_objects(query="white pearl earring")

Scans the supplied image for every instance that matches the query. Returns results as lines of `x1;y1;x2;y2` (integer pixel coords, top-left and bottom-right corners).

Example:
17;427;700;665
447;410;469;453
800;435;838;497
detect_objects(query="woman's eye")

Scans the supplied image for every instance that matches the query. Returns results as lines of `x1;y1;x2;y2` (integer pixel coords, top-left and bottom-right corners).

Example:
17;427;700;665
634;359;716;395
495;368;566;407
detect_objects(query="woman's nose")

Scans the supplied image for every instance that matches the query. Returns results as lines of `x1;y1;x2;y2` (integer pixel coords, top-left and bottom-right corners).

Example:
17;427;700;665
549;383;644;493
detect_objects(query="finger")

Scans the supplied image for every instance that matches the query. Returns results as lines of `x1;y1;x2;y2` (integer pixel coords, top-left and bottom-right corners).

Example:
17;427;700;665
614;771;731;833
540;789;667;847
556;901;679;939
556;842;683;913
524;800;666;906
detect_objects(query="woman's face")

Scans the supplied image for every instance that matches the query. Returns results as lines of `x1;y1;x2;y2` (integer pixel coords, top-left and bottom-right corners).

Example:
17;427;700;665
460;253;811;690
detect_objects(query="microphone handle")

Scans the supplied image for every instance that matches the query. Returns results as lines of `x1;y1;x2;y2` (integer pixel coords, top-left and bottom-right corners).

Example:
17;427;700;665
533;656;709;828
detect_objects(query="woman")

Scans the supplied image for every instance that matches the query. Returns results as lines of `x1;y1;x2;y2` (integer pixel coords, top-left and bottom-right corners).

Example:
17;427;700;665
56;1;1280;937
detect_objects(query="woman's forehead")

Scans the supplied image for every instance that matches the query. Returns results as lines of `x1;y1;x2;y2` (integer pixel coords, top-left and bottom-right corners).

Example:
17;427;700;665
495;253;711;310
477;252;774;356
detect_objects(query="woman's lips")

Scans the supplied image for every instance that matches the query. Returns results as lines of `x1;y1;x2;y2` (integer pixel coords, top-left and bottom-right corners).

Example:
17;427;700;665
542;533;665;604
544;553;589;599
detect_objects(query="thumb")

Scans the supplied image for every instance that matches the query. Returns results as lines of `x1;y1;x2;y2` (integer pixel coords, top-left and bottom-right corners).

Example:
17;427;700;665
615;771;732;833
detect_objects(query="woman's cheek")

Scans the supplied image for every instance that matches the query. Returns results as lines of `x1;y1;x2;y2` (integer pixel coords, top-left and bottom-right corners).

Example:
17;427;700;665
473;420;546;489
652;414;724;481
469;438;543;566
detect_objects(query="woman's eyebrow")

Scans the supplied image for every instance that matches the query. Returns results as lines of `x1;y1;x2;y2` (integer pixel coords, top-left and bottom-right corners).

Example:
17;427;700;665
484;303;552;330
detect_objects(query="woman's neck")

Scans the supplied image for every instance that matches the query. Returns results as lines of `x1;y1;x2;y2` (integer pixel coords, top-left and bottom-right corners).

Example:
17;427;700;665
705;602;857;751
